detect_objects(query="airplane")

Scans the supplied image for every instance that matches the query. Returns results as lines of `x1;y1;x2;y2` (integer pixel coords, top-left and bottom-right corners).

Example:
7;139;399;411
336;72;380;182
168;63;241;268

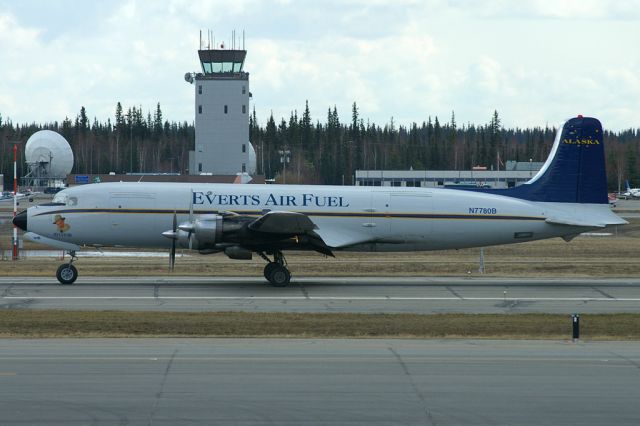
0;191;32;203
620;180;640;199
13;115;627;286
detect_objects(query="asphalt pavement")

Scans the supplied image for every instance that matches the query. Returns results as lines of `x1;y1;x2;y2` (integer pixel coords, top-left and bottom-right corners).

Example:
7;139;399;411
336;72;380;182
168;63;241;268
1;276;640;313
0;338;638;425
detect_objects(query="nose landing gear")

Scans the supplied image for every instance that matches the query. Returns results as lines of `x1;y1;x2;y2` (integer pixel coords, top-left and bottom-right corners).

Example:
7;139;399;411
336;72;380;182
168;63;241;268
56;251;78;285
259;251;291;287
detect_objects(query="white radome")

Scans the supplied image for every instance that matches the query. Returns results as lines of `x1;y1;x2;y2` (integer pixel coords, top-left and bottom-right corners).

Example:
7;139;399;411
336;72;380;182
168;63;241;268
25;130;74;178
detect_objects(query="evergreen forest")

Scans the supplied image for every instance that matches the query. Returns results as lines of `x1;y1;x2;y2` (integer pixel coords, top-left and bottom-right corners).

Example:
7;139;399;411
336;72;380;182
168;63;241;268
1;101;638;190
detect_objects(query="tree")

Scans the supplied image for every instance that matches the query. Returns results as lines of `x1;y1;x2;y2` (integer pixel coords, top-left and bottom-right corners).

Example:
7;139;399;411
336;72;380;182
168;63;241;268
153;103;163;137
627;145;638;187
489;110;501;169
448;111;457;169
264;113;277;178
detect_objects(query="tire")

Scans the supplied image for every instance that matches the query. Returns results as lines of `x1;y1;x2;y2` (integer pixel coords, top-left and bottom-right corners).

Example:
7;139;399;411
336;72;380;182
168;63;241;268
56;264;78;285
263;262;279;280
268;265;291;287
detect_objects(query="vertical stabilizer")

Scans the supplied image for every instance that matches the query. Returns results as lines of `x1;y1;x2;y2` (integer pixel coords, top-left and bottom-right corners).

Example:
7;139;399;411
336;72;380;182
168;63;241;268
469;116;608;204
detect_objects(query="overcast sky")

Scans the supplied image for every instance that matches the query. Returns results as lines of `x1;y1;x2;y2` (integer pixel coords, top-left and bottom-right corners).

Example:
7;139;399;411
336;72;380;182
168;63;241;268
0;0;638;131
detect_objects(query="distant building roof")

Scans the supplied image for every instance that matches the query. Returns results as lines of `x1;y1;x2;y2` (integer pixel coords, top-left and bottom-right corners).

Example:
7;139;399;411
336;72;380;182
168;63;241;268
505;160;545;171
67;174;265;185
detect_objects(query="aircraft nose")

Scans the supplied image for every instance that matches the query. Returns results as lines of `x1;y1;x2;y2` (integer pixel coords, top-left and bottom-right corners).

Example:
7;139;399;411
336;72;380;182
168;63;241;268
13;210;27;231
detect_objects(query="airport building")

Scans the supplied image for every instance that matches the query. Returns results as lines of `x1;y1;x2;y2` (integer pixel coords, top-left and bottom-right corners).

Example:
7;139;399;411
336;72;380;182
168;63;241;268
355;161;543;188
186;33;256;176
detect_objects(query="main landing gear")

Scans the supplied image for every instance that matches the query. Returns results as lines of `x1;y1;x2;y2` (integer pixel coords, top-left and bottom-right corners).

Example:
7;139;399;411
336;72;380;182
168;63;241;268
56;251;78;285
259;251;291;287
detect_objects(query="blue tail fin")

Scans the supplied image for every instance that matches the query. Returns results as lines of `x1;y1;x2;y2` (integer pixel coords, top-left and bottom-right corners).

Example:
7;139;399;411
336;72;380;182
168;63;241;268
476;116;608;204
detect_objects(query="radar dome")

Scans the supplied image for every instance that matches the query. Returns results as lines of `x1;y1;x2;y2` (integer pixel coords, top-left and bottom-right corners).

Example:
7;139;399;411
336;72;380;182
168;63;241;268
25;130;74;178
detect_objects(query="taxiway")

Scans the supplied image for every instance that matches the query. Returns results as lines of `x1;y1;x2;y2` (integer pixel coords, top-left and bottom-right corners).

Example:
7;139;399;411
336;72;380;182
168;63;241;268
1;276;639;313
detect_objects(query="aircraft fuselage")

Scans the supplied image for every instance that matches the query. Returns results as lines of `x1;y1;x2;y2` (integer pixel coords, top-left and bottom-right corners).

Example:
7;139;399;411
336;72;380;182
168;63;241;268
25;182;601;253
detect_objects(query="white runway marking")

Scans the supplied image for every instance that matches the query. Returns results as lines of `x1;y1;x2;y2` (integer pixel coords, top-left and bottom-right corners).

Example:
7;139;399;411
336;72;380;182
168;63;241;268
3;296;640;302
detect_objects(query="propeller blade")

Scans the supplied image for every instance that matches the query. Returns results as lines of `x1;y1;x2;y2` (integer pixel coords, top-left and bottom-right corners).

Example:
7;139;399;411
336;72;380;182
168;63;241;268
189;189;194;220
169;211;177;272
188;189;194;251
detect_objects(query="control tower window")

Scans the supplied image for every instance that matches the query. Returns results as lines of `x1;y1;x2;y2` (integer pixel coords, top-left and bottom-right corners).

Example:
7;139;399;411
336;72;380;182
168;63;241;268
198;105;202;114
198;163;203;172
242;144;246;153
242;86;246;94
198;85;202;94
242;105;246;114
224;105;228;114
199;49;246;75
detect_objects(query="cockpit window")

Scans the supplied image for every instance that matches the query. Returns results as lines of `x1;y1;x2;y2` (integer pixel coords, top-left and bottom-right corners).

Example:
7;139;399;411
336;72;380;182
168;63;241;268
52;193;77;206
52;193;68;204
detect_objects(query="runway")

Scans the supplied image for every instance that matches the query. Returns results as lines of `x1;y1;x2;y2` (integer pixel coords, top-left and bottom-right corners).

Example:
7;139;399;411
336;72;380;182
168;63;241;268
1;276;640;313
0;338;638;425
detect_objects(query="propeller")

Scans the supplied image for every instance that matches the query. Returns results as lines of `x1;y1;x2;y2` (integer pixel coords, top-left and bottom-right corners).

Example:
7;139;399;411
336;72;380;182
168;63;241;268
162;192;195;259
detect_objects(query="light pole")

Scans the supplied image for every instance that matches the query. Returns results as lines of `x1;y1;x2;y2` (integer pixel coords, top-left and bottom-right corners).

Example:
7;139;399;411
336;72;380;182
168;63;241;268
278;149;290;184
529;158;533;178
10;140;22;261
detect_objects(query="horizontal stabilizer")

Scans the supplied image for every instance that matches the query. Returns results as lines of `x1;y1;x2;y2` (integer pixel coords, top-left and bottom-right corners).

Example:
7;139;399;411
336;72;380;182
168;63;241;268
545;217;606;228
545;207;628;228
24;232;81;251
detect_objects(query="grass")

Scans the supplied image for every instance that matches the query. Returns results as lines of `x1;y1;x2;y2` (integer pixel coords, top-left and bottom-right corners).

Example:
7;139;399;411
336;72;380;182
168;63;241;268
1;311;638;339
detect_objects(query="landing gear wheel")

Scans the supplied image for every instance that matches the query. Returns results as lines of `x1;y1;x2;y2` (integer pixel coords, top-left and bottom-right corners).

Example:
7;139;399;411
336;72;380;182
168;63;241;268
263;262;279;280
56;263;78;285
267;265;291;287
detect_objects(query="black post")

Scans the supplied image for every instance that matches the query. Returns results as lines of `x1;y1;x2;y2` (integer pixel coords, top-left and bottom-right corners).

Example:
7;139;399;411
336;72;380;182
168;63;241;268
571;314;580;340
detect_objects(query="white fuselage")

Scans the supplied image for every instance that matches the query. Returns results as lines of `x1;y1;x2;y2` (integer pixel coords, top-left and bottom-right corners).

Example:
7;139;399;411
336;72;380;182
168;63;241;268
24;182;621;253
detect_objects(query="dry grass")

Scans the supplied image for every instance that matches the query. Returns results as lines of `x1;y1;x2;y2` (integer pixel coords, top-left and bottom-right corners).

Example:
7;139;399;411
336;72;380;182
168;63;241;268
0;310;638;340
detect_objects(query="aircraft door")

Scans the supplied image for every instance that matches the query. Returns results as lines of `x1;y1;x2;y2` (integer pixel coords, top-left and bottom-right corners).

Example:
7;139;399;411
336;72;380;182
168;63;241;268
369;191;391;239
109;192;158;246
388;192;433;242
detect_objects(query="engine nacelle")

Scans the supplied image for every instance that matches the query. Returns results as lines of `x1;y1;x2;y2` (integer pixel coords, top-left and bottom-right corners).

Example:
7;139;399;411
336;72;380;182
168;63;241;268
224;246;253;260
177;214;223;250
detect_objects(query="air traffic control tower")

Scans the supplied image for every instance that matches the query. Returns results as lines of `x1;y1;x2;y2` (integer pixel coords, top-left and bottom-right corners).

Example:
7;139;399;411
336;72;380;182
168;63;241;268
186;33;255;176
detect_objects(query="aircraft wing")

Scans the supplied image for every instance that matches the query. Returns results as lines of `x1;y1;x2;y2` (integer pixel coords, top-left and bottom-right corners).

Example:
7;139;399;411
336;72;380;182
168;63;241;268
248;211;317;234
246;210;372;251
312;228;375;248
